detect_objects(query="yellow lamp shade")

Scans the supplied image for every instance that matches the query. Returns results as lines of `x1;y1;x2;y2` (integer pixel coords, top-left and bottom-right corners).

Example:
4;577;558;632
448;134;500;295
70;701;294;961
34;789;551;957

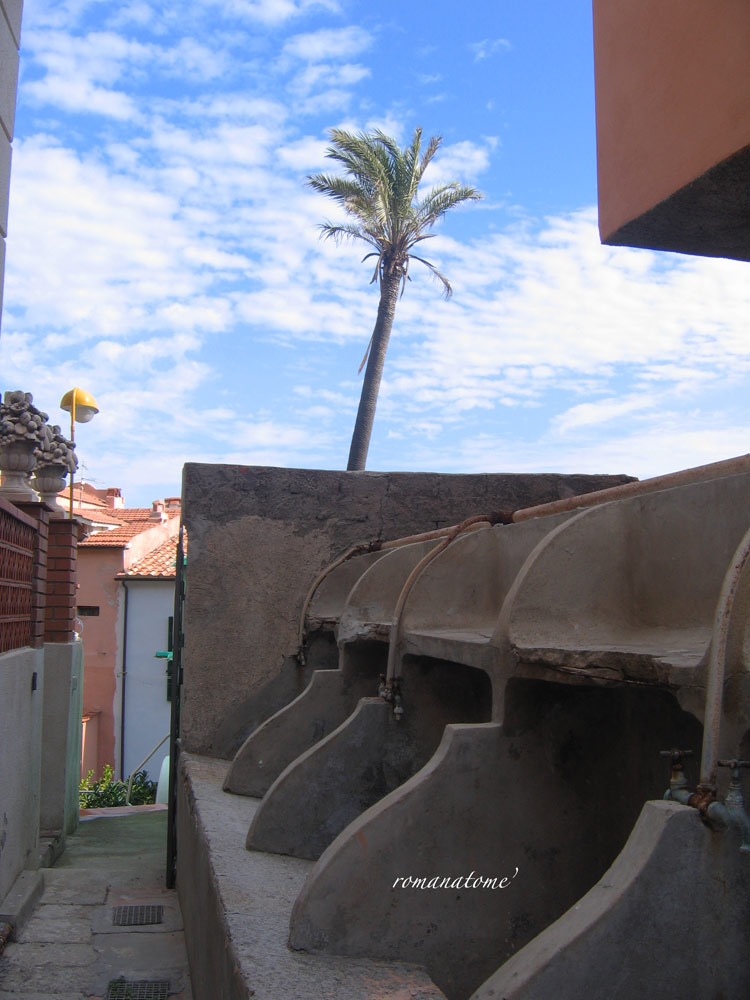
60;387;99;423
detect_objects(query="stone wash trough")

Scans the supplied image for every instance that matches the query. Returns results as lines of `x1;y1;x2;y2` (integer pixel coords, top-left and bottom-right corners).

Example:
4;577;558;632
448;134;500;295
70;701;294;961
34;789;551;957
177;459;750;1000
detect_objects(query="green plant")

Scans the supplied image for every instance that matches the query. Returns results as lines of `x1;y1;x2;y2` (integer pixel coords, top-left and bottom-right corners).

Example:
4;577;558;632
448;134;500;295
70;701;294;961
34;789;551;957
129;769;158;805
78;764;156;808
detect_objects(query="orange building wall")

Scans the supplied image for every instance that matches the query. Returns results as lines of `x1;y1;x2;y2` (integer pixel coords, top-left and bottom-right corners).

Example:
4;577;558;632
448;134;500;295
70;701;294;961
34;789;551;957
594;0;750;250
77;547;124;779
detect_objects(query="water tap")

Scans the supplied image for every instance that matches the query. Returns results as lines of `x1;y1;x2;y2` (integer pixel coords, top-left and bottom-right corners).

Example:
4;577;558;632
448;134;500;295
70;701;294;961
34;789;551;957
713;759;750;853
660;748;693;801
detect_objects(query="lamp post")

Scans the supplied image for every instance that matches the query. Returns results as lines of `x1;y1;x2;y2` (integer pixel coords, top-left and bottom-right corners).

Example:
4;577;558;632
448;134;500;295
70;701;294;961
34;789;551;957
60;387;99;519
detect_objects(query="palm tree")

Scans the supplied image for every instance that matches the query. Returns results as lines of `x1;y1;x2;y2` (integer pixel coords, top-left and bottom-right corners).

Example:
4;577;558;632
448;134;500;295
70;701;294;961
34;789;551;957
307;127;482;471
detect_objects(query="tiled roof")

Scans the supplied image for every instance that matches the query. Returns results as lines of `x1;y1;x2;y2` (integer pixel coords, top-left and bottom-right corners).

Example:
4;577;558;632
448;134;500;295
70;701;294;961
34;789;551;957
67;506;124;526
60;483;110;509
118;534;187;579
80;508;180;547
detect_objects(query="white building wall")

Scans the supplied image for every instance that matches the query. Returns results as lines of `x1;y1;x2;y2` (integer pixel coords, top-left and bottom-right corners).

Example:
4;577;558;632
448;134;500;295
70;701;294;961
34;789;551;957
121;580;174;783
0;0;22;332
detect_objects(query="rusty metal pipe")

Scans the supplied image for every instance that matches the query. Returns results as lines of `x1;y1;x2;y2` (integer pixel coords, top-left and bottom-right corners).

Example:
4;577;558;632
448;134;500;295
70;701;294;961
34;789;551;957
512;454;750;524
384;514;497;686
297;542;375;662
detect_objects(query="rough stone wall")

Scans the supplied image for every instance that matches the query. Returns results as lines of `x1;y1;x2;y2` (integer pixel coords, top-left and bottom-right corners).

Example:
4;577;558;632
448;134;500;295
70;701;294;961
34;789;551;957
180;464;634;757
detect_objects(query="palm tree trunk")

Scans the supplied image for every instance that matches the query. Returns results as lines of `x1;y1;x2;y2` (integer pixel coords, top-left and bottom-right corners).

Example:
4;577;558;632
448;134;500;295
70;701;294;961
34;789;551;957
347;271;402;471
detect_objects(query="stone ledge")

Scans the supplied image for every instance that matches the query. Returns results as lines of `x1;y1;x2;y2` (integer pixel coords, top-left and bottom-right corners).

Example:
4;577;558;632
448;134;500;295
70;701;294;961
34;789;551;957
0;869;44;939
177;752;446;1000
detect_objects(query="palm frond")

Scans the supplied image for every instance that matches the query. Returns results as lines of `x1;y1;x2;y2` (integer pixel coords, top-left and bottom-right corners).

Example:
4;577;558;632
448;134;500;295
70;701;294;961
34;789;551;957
416;183;482;228
409;254;453;298
319;223;380;251
307;126;481;301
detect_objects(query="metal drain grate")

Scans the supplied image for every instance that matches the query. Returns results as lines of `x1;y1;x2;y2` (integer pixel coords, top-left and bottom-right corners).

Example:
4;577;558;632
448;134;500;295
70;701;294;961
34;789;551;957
106;980;170;999
112;904;164;926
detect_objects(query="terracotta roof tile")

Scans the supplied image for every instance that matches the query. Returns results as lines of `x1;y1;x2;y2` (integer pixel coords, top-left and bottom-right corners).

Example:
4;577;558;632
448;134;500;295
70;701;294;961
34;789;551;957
67;506;124;526
80;508;180;547
118;534;187;578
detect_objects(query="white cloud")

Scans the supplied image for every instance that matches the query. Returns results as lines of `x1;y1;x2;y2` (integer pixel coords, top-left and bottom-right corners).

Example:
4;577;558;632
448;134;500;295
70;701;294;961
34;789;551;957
276;135;329;170
421;139;493;187
469;38;512;62
23;29;148;119
553;394;658;434
216;0;340;25
281;25;373;63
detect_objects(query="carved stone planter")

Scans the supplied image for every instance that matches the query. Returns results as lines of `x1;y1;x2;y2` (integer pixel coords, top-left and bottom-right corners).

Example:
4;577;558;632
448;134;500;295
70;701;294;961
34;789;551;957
0;438;39;501
32;463;69;516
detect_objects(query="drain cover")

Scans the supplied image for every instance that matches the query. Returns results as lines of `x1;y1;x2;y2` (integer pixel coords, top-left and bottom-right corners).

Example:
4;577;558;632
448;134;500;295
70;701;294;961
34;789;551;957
106;980;170;999
112;904;164;926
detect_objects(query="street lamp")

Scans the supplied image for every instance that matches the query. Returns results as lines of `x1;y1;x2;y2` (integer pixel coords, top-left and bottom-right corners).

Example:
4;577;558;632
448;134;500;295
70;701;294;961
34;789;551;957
60;387;99;519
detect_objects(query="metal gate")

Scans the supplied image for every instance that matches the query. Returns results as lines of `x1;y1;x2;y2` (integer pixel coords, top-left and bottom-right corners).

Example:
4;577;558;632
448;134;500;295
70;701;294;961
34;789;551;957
166;525;185;888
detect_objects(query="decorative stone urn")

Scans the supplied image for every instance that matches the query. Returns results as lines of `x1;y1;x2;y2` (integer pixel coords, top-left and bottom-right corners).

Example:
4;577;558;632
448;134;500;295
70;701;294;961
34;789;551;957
0;390;49;502
31;463;69;514
33;422;77;516
0;437;38;500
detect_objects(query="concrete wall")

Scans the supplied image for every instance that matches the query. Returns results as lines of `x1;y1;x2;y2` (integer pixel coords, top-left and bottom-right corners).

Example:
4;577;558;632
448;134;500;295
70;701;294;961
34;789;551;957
181;464;633;758
122;579;173;782
39;640;83;838
593;0;750;258
0;645;43;903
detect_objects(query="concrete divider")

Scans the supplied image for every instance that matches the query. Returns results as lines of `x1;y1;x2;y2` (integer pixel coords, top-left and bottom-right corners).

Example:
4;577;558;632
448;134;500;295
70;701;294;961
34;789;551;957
289;674;704;1000
225;665;378;797
472;799;750;1000
247;698;392;859
246;654;493;860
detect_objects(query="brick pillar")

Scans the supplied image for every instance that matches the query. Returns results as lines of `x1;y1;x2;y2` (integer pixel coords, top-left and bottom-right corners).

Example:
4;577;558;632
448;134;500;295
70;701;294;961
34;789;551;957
43;519;80;642
15;501;50;648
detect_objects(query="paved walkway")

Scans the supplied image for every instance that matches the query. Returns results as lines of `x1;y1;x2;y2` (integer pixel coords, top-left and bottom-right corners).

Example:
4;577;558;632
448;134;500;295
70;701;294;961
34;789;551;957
0;808;192;1000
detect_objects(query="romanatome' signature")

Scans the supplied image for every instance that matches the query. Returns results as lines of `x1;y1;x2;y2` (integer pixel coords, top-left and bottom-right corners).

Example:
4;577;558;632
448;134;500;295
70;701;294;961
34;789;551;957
392;869;519;890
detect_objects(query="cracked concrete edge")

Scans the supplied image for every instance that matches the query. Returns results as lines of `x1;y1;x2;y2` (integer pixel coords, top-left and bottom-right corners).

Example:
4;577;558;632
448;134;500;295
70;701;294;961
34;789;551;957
0;869;44;938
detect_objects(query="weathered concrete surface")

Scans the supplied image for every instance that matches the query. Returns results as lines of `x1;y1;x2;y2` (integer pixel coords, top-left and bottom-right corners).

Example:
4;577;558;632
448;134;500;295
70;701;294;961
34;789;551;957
40;640;84;838
211;637;332;761
178;752;447;1000
337;540;437;644
307;548;386;627
248;658;491;859
247;698;394;858
0;808;192;1000
181;465;633;756
0;646;44;904
225;660;382;797
491;472;750;731
472;799;750;1000
289;679;701;1000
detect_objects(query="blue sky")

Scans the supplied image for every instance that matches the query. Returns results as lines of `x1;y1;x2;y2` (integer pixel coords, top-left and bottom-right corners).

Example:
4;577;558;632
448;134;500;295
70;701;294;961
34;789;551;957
2;0;748;507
